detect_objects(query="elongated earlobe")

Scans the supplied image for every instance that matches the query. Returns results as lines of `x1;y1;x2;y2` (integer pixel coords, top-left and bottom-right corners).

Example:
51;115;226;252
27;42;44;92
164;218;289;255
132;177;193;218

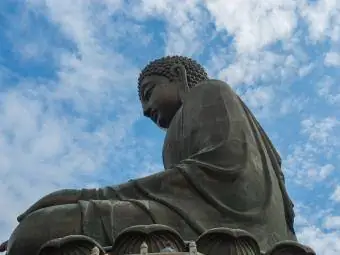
171;64;190;101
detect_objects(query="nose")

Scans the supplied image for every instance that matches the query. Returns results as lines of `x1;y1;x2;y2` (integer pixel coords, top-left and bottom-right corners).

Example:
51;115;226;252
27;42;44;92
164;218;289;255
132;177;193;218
142;99;153;116
143;107;152;117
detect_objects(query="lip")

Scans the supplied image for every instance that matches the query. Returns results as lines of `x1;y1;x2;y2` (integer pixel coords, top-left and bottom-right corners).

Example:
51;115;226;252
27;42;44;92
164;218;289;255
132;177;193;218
148;109;169;128
150;109;158;123
158;117;168;128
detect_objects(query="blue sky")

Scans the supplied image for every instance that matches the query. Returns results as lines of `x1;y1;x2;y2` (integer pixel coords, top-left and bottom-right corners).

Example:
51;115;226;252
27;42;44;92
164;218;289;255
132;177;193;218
0;0;340;253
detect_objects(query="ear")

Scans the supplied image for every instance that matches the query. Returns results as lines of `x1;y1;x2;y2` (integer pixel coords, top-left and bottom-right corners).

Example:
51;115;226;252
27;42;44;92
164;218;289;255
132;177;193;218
171;64;190;101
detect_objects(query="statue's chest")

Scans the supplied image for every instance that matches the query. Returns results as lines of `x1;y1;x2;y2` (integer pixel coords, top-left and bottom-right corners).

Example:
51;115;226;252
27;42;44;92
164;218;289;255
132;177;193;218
162;109;186;169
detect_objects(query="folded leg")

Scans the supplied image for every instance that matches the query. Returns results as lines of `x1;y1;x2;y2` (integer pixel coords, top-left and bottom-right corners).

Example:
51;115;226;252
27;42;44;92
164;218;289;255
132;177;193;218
7;204;82;255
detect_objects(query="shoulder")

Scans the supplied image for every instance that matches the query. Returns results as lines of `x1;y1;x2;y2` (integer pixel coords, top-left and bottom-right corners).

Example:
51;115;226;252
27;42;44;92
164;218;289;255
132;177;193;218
195;79;232;91
183;79;236;105
179;79;236;121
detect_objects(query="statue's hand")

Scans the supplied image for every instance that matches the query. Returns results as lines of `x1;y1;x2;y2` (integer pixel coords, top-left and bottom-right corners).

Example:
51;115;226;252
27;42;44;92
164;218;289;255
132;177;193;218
0;240;7;252
17;189;82;222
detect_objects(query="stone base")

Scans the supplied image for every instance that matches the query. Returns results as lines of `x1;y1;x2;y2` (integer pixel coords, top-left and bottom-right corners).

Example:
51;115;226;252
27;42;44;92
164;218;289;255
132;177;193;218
196;228;261;255
37;235;107;255
111;224;186;255
265;241;316;255
36;225;316;255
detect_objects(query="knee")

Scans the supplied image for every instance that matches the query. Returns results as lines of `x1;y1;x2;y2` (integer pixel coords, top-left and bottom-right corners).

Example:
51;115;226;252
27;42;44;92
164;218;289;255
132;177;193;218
7;204;81;255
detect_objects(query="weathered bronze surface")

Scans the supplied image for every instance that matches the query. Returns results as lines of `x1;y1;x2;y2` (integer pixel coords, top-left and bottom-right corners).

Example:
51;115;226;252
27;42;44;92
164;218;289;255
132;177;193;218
111;224;186;255
265;241;316;255
2;56;307;255
35;225;315;255
196;228;261;255
37;235;107;255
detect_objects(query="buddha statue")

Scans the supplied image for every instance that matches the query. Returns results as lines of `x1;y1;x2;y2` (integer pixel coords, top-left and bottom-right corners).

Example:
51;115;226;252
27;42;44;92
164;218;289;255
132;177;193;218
1;56;299;254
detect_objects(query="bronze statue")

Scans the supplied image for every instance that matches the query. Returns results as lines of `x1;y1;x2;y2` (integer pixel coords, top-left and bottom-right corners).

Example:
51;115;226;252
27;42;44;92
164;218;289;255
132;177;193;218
1;56;299;254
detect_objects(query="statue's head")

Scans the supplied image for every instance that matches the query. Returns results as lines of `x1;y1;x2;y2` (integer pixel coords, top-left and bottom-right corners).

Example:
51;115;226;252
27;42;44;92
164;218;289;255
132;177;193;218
138;56;209;128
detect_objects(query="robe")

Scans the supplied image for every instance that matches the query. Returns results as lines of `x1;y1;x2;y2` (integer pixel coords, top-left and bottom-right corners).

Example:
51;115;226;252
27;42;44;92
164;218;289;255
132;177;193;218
78;79;296;251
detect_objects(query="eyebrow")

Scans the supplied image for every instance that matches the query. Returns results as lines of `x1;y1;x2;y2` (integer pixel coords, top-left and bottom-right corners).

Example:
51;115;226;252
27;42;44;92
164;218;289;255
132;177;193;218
142;82;154;94
142;81;151;89
140;82;153;101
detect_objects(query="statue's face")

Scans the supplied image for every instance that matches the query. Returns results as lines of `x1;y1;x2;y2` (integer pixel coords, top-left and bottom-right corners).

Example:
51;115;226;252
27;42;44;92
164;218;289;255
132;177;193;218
140;75;182;129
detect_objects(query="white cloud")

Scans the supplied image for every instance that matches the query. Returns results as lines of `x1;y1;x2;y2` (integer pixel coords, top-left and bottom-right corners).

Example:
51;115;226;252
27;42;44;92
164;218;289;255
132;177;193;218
301;117;340;145
298;226;340;255
205;0;298;53
319;164;336;179
284;117;339;186
295;205;340;254
298;63;315;77
129;0;211;56
325;51;340;66
323;215;340;229
241;86;274;111
218;51;284;86
300;0;340;42
317;76;340;104
330;185;340;202
279;96;309;115
1;1;340;254
0;0;144;242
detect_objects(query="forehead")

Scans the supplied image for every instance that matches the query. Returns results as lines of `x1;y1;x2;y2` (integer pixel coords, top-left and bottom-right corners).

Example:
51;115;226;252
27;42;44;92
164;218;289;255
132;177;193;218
140;75;170;90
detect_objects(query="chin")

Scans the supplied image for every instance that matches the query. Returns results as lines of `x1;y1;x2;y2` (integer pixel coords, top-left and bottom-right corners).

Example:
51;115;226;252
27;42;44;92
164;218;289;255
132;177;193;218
158;120;169;129
157;117;171;129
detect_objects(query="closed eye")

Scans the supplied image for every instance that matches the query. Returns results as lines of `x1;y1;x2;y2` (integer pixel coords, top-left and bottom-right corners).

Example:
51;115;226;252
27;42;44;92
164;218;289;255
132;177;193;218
143;84;155;101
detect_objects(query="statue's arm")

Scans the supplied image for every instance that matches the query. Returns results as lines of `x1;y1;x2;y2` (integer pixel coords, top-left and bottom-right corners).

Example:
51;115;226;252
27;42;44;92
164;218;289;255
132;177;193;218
17;186;121;222
18;81;236;222
0;240;7;252
17;189;80;221
107;81;244;200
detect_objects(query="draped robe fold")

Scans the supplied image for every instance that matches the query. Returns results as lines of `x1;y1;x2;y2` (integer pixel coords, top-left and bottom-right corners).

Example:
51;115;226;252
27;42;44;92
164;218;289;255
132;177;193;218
78;80;296;250
7;80;296;254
